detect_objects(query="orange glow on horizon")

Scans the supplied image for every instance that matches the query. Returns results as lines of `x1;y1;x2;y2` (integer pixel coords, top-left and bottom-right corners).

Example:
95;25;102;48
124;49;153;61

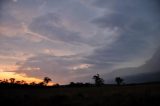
0;72;42;83
0;72;55;86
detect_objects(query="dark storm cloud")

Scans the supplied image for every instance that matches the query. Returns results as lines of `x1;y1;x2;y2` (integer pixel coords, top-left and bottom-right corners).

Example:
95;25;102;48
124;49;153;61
92;0;160;30
0;0;12;9
85;0;160;70
123;72;160;83
103;46;160;83
92;13;129;29
60;0;160;84
141;46;160;72
7;0;44;10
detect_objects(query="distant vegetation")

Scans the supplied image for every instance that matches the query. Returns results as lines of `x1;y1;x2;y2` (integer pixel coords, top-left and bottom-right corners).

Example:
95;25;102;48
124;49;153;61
115;77;124;85
0;74;125;88
0;77;56;87
92;74;104;86
0;74;160;106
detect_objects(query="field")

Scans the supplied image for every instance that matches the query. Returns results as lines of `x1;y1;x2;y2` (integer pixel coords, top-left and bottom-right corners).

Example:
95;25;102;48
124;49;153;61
0;84;160;106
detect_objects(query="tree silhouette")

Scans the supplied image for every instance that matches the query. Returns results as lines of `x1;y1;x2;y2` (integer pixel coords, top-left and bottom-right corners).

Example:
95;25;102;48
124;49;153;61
9;78;15;84
38;82;45;86
43;77;52;86
2;79;8;84
115;77;123;85
69;82;75;86
15;81;21;84
0;77;56;87
30;82;36;86
20;80;26;85
92;74;104;86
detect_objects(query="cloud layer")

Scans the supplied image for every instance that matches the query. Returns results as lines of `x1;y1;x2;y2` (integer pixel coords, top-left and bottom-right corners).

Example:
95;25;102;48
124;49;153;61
0;0;159;84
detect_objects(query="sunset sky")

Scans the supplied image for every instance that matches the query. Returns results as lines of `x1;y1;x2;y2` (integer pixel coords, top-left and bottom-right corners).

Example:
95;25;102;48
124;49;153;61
0;0;160;84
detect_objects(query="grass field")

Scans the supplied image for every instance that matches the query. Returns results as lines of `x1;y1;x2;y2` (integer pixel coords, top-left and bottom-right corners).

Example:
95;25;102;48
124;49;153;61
0;84;160;106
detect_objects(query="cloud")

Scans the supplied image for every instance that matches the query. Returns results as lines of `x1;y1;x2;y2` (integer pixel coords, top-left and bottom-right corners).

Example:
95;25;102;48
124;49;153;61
0;64;20;72
43;48;75;57
16;53;92;84
0;0;160;84
86;0;160;69
92;0;160;30
67;0;160;83
69;46;160;83
29;13;86;45
123;72;160;83
103;46;160;83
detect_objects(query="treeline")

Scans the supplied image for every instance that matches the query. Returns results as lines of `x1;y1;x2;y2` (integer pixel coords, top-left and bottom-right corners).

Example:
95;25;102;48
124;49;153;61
0;74;124;88
0;77;59;88
66;74;124;87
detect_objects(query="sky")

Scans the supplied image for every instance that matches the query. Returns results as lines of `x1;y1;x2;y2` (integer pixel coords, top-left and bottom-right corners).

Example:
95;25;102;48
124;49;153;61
0;0;160;84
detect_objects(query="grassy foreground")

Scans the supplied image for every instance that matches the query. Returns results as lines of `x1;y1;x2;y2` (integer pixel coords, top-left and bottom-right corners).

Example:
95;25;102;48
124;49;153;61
0;84;160;106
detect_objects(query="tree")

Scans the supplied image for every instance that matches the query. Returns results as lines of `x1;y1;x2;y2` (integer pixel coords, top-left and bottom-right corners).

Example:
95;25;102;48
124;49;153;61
53;83;59;87
115;77;123;85
30;82;36;86
2;79;8;84
20;80;26;85
15;81;21;85
38;82;45;86
69;82;75;86
92;74;104;86
9;78;15;84
43;77;52;86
